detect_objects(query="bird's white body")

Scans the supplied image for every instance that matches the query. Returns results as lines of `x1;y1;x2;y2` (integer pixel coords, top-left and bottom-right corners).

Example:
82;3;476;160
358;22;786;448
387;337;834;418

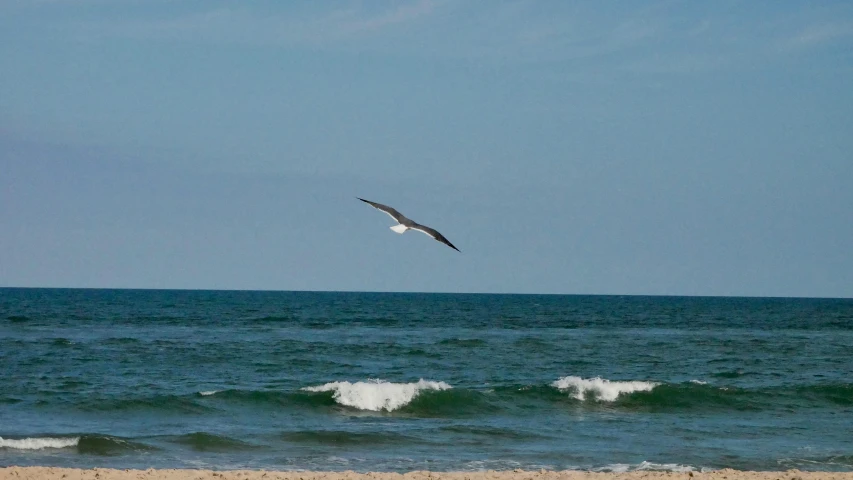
390;224;408;234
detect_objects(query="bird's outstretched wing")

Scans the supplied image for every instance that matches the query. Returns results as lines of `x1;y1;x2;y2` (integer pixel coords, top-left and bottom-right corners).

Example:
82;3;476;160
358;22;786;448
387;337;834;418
410;223;460;252
357;198;409;224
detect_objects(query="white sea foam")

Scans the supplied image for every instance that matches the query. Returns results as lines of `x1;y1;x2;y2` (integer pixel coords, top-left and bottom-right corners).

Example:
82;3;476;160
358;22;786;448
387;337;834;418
0;436;79;450
302;379;451;411
595;461;698;473
198;390;219;396
552;376;658;401
690;379;708;385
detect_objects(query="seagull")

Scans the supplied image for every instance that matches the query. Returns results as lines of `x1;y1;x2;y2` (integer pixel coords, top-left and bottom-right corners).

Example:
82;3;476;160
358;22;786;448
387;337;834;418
357;197;460;252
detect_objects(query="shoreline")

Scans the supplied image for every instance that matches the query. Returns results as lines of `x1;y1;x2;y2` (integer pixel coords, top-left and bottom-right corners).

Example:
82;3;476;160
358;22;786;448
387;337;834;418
4;468;853;480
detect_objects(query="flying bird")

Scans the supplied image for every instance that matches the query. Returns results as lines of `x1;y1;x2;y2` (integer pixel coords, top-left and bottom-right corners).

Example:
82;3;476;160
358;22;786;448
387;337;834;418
357;198;460;252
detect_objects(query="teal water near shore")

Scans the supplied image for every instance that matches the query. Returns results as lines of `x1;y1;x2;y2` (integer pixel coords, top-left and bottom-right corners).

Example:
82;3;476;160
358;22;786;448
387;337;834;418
1;288;852;472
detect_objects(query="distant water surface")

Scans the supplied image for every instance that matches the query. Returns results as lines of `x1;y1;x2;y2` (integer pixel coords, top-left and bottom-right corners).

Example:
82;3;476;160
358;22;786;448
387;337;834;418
1;288;852;472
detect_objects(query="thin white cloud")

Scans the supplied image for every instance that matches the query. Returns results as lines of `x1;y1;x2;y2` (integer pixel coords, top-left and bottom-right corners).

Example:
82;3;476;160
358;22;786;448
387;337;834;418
67;1;664;59
48;1;853;73
788;21;853;48
620;52;731;75
338;0;435;35
74;1;439;47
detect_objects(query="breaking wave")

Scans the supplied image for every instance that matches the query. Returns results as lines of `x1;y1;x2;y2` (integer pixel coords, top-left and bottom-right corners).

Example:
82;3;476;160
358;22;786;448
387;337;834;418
0;436;79;450
551;376;658;401
301;379;452;411
0;434;155;455
20;381;852;420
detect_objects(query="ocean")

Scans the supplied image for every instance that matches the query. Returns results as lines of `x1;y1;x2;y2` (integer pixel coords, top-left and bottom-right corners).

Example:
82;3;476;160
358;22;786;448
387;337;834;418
1;288;852;472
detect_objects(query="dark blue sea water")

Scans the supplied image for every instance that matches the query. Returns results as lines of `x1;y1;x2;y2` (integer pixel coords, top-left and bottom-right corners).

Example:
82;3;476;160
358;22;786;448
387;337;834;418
1;288;852;472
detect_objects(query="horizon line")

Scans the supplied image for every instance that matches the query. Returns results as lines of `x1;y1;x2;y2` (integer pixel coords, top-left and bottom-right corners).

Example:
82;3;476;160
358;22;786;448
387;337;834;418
0;286;850;301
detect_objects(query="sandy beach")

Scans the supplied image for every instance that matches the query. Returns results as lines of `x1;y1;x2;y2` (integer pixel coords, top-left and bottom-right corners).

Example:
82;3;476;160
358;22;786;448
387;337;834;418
3;468;853;480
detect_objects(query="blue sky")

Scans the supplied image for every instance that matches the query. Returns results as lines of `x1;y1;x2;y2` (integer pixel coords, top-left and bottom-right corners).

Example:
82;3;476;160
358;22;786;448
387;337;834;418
1;1;852;296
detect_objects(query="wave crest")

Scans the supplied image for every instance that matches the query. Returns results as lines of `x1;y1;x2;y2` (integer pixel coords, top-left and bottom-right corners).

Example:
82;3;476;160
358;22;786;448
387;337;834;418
552;376;658;401
301;379;452;411
0;436;79;450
